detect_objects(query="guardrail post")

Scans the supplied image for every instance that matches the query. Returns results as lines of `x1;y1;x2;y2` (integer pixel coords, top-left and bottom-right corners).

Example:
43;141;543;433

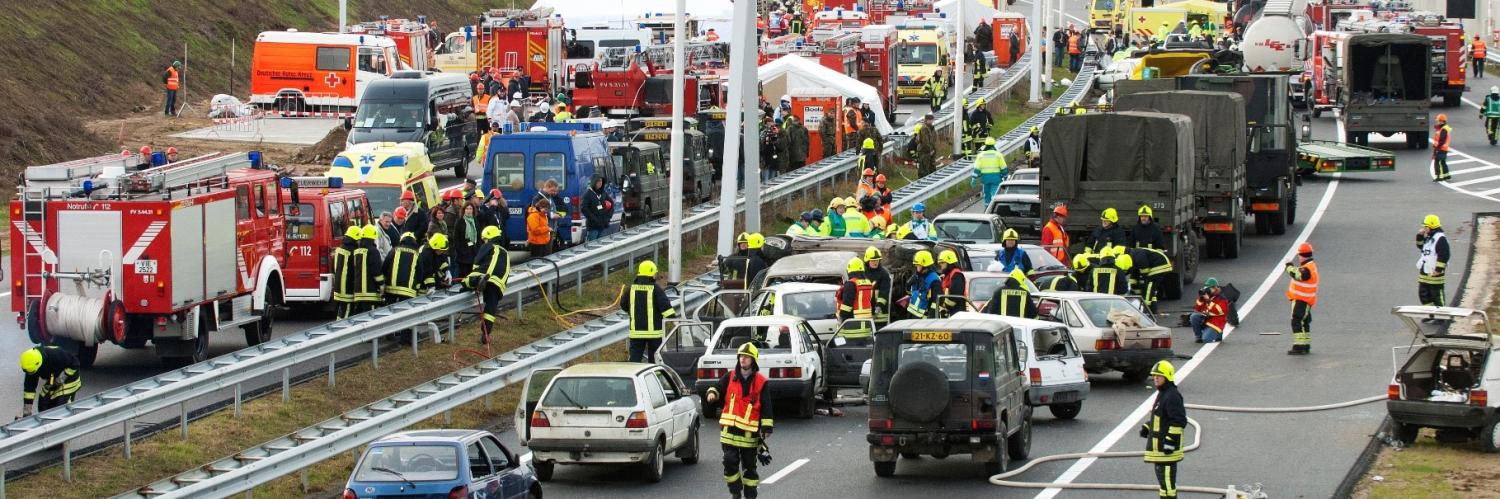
235;383;242;417
411;326;419;356
444;409;452;425
282;368;290;402
328;354;337;387
371;339;380;368
515;288;524;320
603;260;610;281
576;271;582;297
485;393;492;410
180;401;189;439
123;419;132;458
300;468;309;492
448;315;455;339
62;442;70;482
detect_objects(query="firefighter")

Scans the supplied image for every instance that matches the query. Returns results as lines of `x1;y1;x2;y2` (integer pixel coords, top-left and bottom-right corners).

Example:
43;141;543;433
1482;86;1500;145
417;233;452;292
704;343;773;499
911;114;939;177
1132;204;1167;250
924;70;945;112
384;232;422;303
720;232;768;290
973;138;1008;202
19;346;81;416
625;260;675;363
1042;204;1071;263
354;225;386;315
1071;251;1095;292
1140;360;1186;499
863;247;893;327
907;250;941;319
466;225;510;345
935;249;967;317
1022;126;1041;166
988;229;1033;274
1416;214;1450;310
842;198;870;238
1284;242;1319;355
971;44;988;89
1191;278;1229;343
333;226;361;319
897;202;937;241
1090;246;1130;295
857;139;879;175
1091;207;1129;251
836;257;877;341
1432;114;1452;182
968;98;993;155
1037;269;1080;291
1125;246;1174;315
984;269;1038;318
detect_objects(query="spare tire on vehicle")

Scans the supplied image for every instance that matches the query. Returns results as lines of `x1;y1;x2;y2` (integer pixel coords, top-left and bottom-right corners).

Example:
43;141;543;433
888;361;950;422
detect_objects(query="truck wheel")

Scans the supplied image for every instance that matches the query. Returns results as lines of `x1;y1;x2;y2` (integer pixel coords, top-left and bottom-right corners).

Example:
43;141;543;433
1481;418;1500;453
1254;212;1273;235
77;344;98;369
1007;410;1032;460
1393;420;1421;445
1444;92;1462;108
1223;230;1241;259
900;451;921;459
984;421;1010;476
243;310;273;346
1202;235;1220;260
454;156;469;180
874;460;897;477
1270;205;1289;235
1049;402;1082;420
1285;189;1298;226
1414;132;1429;150
1161;272;1183;301
25;298;47;344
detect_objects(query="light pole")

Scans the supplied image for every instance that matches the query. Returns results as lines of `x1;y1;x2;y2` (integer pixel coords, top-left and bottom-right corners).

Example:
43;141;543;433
668;0;687;283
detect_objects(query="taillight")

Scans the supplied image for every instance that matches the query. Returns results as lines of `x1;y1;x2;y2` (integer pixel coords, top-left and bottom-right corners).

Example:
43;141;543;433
1095;339;1119;350
626;410;649;428
571;195;582;220
530;410;550;428
318;245;331;272
448;485;468;499
697;368;726;380
1471;390;1488;407
1151;338;1172;349
1388;383;1401;401
869;418;892;430
770;367;802;378
971;419;996;430
342;489;358;499
1029;367;1042;385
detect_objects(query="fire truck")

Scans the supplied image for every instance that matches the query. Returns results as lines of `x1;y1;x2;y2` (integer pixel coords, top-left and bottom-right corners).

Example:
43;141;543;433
761;32;861;78
1306;1;1374;30
869;0;936;25
10;152;286;367
806;0;862;14
354;16;435;71
1338;15;1465;107
1306;30;1346;117
476;7;567;96
571;44;724;117
279;177;374;305
859;24;901;120
809;7;872;42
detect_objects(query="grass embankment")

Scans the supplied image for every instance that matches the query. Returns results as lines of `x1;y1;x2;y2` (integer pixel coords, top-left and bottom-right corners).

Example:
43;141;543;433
13;174;868;498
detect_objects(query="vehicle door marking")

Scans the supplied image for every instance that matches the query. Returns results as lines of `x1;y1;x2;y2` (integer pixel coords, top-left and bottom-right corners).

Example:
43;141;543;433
122;221;167;264
12;220;57;264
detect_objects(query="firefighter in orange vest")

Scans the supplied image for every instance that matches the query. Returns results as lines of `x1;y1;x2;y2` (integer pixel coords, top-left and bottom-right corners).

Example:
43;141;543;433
1284;242;1319;355
163;61;181;116
704;343;774;499
836;257;877;342
1473;35;1487;78
1041;204;1071;262
1432;114;1453;182
473;82;492;133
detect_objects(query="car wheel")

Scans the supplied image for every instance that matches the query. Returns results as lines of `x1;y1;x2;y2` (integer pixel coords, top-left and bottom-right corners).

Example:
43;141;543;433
874;460;897;477
900;451;920;459
1050;402;1083;420
1007;413;1032;461
1480;419;1500;453
1121;368;1149;382
1392;420;1420;445
985;421;1010;476
534;460;555;482
243;309;273;347
677;425;701;464
528;485;543;499
644;440;665;483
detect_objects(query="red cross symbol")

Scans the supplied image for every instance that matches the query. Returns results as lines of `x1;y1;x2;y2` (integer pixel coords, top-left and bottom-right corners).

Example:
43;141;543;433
325;72;343;88
1138;15;1147;23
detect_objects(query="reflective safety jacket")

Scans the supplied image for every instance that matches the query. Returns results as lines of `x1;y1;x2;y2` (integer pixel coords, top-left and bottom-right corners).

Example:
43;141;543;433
984;283;1036;318
975;149;1006;175
866;266;893;323
706;369;774;448
937;267;967;316
384;241;423;298
467;240;511;292
1417;229;1450;285
1484;94;1500;118
1285;259;1319;306
353;240;385;302
843;208;871;237
1127;247;1174;277
1037;273;1079;291
1041;219;1070;262
720;250;767;289
837;275;876;321
625;276;676;339
1143;381;1186;463
22;346;80;404
332;238;357;303
898;219;937;241
907;269;941;318
1090;261;1127;295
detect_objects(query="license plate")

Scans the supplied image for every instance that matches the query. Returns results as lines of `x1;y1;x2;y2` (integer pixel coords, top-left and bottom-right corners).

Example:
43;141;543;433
910;331;952;342
135;260;158;274
1053;391;1079;403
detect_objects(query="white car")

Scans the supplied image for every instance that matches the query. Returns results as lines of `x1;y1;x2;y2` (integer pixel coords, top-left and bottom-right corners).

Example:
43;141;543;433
1033;291;1174;380
1386;306;1500;451
997;177;1038;197
952;312;1090;420
987;190;1042;240
692;315;827;418
516;362;702;482
747;283;841;341
933;212;1007;244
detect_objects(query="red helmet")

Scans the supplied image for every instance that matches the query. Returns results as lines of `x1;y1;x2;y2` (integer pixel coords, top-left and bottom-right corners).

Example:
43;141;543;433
393;206;409;220
1297;241;1314;255
139;146;152;156
875;174;887;183
401;190;416;201
489;189;503;199
165;147;178;155
862;168;875;177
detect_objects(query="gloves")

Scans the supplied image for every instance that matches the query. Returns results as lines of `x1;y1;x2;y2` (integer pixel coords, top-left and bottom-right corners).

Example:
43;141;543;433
1139;424;1150;439
761;428;772;438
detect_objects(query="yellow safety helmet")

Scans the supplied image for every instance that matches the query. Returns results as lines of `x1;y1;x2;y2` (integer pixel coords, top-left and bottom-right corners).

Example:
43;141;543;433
985;137;997;146
344;226;363;240
913;250;935;267
871;216;888;229
1113;245;1129;257
1101;207;1119;223
1029;126;1039;134
736;232;751;246
481;225;503;241
844;196;859;207
738;342;759;361
863;138;876;149
362;224;379;241
1002;228;1019;241
19;348;42;374
1150;360;1176;382
1072;253;1091;270
975;97;986;106
1423;214;1441;229
847;257;866;273
1115;253;1134;271
638;260;658;277
938;249;959;265
747;233;765;249
428;233;449;251
1138;204;1154;218
1009;268;1028;284
864;246;883;262
830;198;846;209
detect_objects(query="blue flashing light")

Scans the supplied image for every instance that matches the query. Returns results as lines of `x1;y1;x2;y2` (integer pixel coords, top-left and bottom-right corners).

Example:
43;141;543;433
327;177;343;188
248;151;263;168
280;176;293;188
82;180;94;193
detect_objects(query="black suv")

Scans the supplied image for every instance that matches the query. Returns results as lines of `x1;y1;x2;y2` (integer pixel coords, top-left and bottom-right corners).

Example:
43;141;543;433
866;317;1032;477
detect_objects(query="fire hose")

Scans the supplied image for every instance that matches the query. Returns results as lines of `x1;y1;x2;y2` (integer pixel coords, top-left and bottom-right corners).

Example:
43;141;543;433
987;395;1388;497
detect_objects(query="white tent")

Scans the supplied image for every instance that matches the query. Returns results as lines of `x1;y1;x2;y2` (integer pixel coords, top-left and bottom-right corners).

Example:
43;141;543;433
933;0;1003;36
756;55;896;135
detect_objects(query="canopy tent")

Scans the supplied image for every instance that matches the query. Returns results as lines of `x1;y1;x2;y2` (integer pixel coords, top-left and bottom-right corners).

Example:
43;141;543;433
756;55;896;135
933;0;1003;35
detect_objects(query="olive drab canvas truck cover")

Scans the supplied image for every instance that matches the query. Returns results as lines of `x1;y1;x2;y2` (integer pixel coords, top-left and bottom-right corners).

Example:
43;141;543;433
1113;91;1247;256
1341;33;1432;144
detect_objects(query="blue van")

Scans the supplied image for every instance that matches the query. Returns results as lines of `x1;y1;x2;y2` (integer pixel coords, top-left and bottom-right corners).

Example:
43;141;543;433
481;122;623;248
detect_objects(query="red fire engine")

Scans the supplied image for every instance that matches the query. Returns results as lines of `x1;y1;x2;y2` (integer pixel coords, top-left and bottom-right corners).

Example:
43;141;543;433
859;24;901;118
279;177;373;305
10;152;286;367
869;0;936;25
572;43;725;117
1306;1;1373;31
805;0;862;14
761;33;861;78
1307;30;1348;117
809;7;872;42
354;16;435;71
477;7;567;95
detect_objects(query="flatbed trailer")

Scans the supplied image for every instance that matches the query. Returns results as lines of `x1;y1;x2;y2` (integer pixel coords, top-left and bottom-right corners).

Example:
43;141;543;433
1296;140;1396;174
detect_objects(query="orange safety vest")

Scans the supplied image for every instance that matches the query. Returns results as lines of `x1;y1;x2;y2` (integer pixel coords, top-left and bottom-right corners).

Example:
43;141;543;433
473;94;491;117
1285;260;1319;306
1435;124;1452;152
1041;220;1070;262
1068;34;1081;55
719;374;768;432
165;66;179;90
840;278;876;319
1476;40;1488;59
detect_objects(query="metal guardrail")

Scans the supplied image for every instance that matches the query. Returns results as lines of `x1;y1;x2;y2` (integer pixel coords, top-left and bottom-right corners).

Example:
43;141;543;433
121;56;1097;499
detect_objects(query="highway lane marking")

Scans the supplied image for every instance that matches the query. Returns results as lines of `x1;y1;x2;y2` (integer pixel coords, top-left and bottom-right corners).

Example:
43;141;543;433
1035;173;1346;498
1446;173;1500;187
760;457;810;485
1447;164;1500;176
1446;157;1480;166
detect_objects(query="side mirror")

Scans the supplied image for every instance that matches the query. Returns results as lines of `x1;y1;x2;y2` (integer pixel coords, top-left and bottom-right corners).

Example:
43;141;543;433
342;117;353;131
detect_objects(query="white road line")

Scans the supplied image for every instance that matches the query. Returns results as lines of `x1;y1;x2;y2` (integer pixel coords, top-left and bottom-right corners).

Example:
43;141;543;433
1035;174;1345;498
761;457;810;485
1448;164;1500;176
1445;173;1500;187
1476;186;1500;197
1446;157;1480;166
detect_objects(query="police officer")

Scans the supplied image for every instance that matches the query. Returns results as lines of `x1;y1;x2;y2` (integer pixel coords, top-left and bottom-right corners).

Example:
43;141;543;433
835;257;876;341
984;269;1037;318
1416;215;1450;310
704;343;773;499
1285;242;1319;355
1131;205;1167;250
935;250;966;317
625;261;676;363
1092;208;1129;251
384;232;423;304
863;247;893;327
1140;360;1186;499
973;138;1008;202
906;250;941;319
332;226;361;318
466;225;511;345
354;225;386;315
19;346;81;417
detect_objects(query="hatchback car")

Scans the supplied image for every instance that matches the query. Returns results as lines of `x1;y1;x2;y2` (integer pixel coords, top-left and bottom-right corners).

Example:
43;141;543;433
953;312;1089;420
1033;291;1173;380
345;429;540;499
932;213;1007;244
1386;306;1500;451
693;315;827;417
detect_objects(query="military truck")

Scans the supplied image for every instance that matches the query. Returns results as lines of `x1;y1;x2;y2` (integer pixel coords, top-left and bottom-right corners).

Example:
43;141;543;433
608;141;668;219
1336;33;1433;147
1039;111;1200;299
1114;90;1248;259
629;127;719;203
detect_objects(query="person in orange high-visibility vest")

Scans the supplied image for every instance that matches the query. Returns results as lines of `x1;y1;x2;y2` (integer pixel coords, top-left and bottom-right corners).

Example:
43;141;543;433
705;343;773;499
1284;242;1319;355
1041;204;1071;262
163;61;181;116
1472;35;1487;78
1432;113;1452;181
473;83;492;133
1067;31;1082;72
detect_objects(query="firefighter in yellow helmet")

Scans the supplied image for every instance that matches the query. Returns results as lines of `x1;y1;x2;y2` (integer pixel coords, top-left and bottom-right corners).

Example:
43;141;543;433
383;232;424;303
935;249;967;317
418;233;451;291
1092;207;1129;251
466;225;511;344
1416;214;1450;309
836;257;877;341
704;342;773;499
18;346;81;417
863;246;894;327
984;268;1038;318
858;137;880;173
721;232;768;290
1140;360;1186;498
1131;204;1167;250
624;260;676;363
352;224;385;316
907;250;941;318
333;225;362;318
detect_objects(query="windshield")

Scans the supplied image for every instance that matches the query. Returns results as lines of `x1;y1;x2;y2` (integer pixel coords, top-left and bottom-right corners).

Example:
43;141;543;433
1079;298;1157;328
935;219;995;242
354;186;401;216
354;444;459;482
1024;246;1068;271
286;203;316;241
897;43;938;65
1093;0;1115;10
990;200;1039;218
353;102;426;129
968;277;1003;301
714;324;797;351
782;291;838;320
542;377;637;408
1000;184;1039;196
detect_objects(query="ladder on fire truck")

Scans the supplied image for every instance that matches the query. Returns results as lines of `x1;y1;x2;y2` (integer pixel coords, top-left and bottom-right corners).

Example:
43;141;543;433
15;154;138;308
478;7;555;72
116;152;254;196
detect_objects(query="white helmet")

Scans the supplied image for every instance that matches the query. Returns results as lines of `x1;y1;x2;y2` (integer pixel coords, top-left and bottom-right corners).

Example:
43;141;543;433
513;92;523;100
1491;86;1498;94
781;94;791;103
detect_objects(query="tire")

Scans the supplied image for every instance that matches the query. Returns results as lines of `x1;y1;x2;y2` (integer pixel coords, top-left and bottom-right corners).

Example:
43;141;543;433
1161;272;1183;301
799;393;816;419
1413;132;1429;150
77;343;98;369
984;421;1010;476
454;153;469;179
1393;420;1420;445
888;361;950;422
1285;188;1298;226
1482;418;1500;453
644;440;665;482
1202;234;1221;260
528;485;543;499
162;313;210;369
900;451;921;459
535;460;555;481
1007;412;1032;460
243;310;273;347
25;298;46;344
1254;211;1273;235
677;425;701;464
1223;230;1241;259
1312;108;1322;118
1122;368;1150;382
1444;92;1461;108
874;460;897;477
1050;402;1082;420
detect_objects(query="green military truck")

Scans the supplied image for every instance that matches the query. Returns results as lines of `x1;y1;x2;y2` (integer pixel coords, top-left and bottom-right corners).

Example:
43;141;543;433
1039;111;1201;299
1337;33;1433;148
628;127;718;203
609;141;668;219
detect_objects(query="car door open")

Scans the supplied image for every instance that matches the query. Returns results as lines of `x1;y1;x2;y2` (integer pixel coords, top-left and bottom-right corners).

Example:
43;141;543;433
515;367;563;445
